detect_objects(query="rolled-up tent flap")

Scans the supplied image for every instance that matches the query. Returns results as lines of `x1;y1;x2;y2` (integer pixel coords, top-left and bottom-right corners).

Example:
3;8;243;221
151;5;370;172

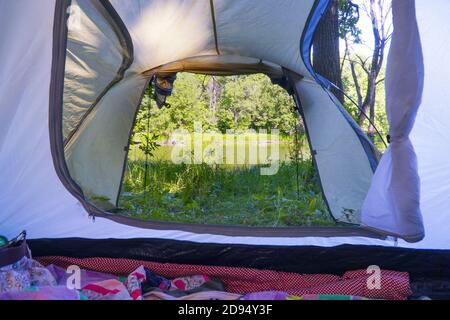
361;0;425;242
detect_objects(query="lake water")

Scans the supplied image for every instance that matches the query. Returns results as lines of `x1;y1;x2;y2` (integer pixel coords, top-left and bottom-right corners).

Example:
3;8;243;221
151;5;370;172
129;135;310;166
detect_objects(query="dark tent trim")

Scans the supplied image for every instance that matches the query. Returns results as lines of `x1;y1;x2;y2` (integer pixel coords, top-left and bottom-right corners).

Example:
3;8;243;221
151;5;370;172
209;0;221;55
28;238;450;281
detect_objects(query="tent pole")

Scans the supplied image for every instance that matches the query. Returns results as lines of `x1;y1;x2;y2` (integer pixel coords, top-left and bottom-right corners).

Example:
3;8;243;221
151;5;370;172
143;82;153;192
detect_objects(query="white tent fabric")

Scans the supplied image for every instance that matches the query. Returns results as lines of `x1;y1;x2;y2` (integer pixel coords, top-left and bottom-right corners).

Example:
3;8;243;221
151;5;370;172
291;75;374;223
361;0;425;242
63;0;125;141
110;0;315;76
65;75;148;204
0;0;449;250
404;0;450;249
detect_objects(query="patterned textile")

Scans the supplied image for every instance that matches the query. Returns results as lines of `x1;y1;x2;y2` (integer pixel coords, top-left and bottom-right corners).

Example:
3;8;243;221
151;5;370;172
82;279;133;300
143;269;221;293
126;266;146;300
240;292;369;300
36;256;412;300
81;266;147;300
0;256;84;300
288;294;369;300
168;275;210;291
46;264;115;288
0;257;56;293
144;290;242;301
0;286;84;300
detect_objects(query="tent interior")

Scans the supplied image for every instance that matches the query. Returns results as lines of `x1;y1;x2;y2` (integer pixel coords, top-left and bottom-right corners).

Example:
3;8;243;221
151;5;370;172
1;0;450;300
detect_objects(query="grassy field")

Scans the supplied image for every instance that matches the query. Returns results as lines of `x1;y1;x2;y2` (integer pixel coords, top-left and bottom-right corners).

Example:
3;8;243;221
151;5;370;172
116;137;334;227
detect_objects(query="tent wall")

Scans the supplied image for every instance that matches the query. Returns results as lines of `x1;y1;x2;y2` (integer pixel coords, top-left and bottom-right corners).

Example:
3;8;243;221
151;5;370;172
61;0;137;206
63;0;130;142
404;0;450;249
65;75;148;205
148;55;285;78
289;74;375;223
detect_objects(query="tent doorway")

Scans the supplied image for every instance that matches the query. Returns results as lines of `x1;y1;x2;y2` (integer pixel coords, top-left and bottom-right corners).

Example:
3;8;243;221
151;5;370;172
119;73;334;227
88;72;335;228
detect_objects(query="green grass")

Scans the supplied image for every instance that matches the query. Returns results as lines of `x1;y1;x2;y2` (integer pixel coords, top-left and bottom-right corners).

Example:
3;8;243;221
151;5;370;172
116;159;334;227
127;134;301;164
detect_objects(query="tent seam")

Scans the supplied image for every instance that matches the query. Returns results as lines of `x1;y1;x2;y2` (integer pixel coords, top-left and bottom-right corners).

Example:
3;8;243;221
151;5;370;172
210;0;221;55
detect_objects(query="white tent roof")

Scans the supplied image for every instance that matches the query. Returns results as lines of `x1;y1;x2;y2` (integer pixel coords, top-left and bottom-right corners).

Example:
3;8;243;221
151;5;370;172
110;0;315;76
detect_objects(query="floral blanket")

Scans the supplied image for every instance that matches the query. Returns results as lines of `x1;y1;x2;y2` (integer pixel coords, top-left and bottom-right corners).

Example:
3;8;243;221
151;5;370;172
0;257;411;300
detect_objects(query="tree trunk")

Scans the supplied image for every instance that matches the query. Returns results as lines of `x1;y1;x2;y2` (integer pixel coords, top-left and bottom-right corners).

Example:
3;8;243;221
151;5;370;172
313;0;344;103
207;76;220;123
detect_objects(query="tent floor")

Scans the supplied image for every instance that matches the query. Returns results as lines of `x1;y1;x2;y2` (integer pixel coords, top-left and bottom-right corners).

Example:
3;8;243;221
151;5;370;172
29;238;450;299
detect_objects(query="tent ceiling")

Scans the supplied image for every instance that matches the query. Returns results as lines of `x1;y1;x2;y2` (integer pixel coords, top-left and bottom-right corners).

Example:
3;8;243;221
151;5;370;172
109;0;316;76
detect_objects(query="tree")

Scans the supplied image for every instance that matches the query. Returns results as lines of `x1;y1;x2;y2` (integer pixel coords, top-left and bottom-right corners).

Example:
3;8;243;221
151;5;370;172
313;0;344;103
206;76;221;123
341;0;392;141
132;73;299;138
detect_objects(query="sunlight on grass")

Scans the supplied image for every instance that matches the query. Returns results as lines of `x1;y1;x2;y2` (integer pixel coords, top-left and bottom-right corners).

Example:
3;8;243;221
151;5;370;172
116;144;334;227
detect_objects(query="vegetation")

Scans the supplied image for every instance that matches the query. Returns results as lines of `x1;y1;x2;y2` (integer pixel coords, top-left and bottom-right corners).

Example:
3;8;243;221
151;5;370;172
340;0;392;147
114;73;334;227
119;161;332;227
314;0;391;150
135;73;300;138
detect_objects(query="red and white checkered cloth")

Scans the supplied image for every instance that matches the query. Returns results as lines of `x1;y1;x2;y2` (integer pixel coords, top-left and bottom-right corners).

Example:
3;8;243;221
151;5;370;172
36;256;412;300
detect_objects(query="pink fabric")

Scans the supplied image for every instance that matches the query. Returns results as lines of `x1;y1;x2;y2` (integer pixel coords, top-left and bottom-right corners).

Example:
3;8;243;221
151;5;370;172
36;256;412;300
80;266;147;300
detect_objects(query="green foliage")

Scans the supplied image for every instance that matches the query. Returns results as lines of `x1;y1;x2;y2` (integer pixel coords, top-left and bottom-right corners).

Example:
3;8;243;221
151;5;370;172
136;74;215;136
131;131;161;158
338;1;391;151
119;160;333;227
217;74;298;134
341;55;389;150
339;0;362;43
134;73;299;138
